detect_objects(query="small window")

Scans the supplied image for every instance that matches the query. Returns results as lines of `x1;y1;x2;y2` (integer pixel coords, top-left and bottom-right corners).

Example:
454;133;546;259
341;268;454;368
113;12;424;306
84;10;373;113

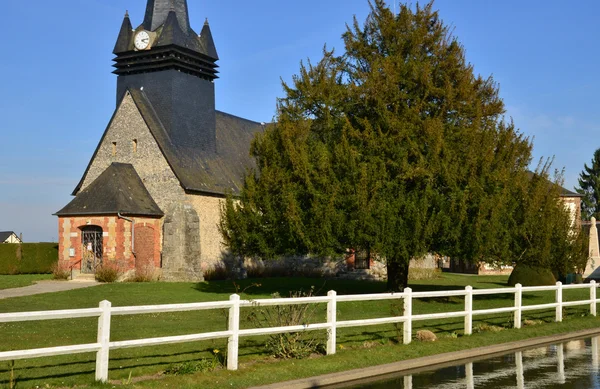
133;139;138;153
112;142;117;156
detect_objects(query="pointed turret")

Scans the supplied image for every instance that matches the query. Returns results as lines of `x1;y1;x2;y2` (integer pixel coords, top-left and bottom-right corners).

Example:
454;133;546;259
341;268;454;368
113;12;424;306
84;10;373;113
113;11;133;54
199;20;219;60
155;10;191;49
143;0;190;32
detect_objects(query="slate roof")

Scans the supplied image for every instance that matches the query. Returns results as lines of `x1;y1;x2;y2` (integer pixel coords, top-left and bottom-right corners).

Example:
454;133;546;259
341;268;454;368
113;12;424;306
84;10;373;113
526;171;584;198
72;90;264;197
58;163;163;217
129;89;265;195
0;232;18;243
143;0;191;33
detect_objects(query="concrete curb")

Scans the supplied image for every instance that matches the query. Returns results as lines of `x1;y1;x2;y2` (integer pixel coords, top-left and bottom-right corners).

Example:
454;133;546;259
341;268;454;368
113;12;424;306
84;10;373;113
249;328;600;389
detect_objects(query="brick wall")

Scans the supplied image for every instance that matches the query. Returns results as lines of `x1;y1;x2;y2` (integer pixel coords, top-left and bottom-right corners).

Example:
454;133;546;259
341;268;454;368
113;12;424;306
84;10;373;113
58;216;161;272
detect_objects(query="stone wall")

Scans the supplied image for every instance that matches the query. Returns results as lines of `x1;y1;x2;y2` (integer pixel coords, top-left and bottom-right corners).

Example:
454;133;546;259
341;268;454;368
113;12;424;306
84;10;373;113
161;203;202;281
80;92;187;212
187;194;226;270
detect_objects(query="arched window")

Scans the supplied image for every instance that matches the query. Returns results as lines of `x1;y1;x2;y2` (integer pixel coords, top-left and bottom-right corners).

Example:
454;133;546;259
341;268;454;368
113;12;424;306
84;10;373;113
81;225;103;273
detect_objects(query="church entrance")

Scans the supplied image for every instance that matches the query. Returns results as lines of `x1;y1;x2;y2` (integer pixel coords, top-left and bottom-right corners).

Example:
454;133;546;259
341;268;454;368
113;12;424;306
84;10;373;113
81;226;103;273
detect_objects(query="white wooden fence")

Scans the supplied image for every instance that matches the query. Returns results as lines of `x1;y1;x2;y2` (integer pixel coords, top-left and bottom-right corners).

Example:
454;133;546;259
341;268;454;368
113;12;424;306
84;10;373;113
0;281;597;382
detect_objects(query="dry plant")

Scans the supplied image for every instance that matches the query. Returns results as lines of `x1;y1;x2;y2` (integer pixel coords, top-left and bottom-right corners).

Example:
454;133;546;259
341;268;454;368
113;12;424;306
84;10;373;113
51;261;71;280
95;262;121;283
246;286;325;359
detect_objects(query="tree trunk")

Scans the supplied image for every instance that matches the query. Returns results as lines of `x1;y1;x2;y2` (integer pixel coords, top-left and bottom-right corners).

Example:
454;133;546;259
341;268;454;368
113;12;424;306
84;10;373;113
387;256;410;292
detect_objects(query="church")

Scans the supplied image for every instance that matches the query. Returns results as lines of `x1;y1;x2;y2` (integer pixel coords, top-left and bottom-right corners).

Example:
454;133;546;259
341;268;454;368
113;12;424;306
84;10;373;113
56;0;263;281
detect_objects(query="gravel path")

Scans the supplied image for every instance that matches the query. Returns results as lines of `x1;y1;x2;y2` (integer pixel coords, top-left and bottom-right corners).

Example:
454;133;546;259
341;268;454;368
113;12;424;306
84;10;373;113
0;280;101;300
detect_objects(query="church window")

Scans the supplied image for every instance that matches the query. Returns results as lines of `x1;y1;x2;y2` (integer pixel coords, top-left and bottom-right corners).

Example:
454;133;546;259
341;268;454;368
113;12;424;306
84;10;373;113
133;139;138;153
112;142;117;156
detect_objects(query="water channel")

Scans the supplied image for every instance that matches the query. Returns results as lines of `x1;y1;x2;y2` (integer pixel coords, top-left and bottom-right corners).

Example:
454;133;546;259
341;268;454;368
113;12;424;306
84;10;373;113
344;336;600;388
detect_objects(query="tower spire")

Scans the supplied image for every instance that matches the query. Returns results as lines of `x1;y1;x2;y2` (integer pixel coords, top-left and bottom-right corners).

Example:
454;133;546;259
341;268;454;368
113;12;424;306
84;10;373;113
113;11;133;54
143;0;191;32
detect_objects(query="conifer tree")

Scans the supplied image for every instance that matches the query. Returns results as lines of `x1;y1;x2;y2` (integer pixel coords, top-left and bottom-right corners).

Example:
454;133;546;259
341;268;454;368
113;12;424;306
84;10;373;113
220;0;583;290
576;148;600;220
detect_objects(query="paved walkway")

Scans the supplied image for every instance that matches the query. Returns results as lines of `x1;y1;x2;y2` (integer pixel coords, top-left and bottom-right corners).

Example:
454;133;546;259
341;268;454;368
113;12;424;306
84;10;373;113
0;280;101;300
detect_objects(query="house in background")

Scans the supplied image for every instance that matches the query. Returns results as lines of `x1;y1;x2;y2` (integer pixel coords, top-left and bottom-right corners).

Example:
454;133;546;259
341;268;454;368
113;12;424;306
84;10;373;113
0;232;22;244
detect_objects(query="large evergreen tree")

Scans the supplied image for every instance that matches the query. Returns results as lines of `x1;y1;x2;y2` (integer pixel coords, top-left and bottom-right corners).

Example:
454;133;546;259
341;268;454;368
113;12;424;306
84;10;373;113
576;148;600;220
220;1;583;290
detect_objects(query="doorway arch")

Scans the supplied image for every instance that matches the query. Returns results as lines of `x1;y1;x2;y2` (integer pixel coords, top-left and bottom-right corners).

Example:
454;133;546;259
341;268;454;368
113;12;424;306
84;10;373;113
80;225;103;273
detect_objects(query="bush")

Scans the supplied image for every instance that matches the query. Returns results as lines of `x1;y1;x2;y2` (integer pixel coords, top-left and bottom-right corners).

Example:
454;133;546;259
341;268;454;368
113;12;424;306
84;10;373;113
95;263;121;283
508;264;556;286
245;261;324;279
130;264;157;282
0;244;19;274
203;263;230;281
247;287;325;359
51;261;71;280
0;243;58;275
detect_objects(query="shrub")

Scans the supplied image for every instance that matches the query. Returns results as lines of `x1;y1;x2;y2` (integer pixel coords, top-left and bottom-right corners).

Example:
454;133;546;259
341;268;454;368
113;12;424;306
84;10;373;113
0;243;58;275
130;263;157;282
245;261;324;279
51;261;71;280
508;264;556;286
95;263;121;283
247;287;324;359
0;244;19;274
203;263;230;281
19;243;58;274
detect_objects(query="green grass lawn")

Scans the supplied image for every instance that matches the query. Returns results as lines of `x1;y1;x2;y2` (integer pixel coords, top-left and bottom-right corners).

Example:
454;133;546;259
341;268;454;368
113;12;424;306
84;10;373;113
0;274;53;290
0;274;598;388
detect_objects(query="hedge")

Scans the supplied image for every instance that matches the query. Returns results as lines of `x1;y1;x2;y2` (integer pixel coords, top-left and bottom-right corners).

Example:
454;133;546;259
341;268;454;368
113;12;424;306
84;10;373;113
507;263;556;286
0;243;58;275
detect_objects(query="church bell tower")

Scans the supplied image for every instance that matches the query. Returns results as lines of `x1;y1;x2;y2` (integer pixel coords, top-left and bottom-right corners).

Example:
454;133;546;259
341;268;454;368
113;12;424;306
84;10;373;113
112;0;219;153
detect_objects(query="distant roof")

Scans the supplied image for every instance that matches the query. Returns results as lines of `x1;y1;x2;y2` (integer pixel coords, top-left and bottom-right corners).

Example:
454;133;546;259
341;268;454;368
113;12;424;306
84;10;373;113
73;89;265;197
0;231;18;242
526;171;584;198
57;163;163;217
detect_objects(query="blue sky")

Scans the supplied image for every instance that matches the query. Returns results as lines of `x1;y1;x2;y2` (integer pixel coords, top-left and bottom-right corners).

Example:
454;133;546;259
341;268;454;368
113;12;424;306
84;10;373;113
0;0;599;242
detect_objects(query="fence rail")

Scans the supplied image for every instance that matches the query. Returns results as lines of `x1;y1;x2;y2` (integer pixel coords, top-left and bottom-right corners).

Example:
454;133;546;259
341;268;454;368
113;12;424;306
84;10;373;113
0;281;597;382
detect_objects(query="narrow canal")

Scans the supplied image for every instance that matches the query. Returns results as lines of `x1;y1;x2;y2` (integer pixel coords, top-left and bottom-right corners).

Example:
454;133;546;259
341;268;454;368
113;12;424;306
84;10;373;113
345;336;600;388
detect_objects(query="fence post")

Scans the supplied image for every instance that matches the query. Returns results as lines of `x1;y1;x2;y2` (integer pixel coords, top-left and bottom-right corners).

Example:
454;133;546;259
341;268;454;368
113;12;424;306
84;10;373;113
95;300;111;382
403;287;412;345
555;281;563;322
227;294;240;371
464;286;473;335
514;283;522;329
591;280;597;317
327;290;337;355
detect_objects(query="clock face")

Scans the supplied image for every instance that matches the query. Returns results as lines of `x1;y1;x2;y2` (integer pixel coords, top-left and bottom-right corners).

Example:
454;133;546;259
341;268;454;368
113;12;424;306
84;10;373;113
134;31;150;50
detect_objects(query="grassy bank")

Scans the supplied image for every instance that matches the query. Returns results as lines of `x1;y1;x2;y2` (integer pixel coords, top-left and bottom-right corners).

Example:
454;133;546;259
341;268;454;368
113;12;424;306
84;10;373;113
0;275;598;388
